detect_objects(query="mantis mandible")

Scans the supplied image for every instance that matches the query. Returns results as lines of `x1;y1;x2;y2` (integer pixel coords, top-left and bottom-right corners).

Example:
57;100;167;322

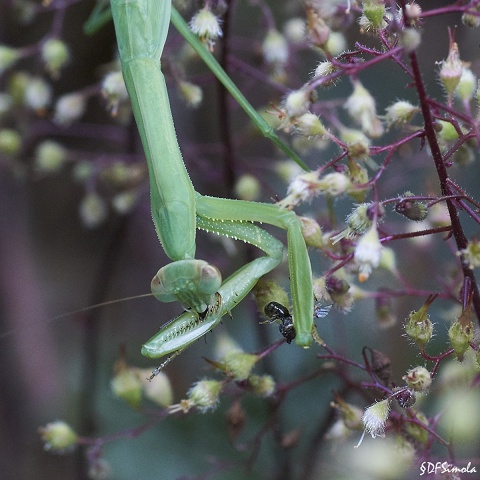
110;0;314;376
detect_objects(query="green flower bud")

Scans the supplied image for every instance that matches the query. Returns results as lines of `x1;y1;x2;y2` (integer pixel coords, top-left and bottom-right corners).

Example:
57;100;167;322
360;399;390;441
403;366;432;392
455;67;477;102
395;193;428;221
35;140;67;173
460;239;480;269
437;120;459;142
42;39;70;77
324;31;347;56
0;129;22;156
187;379;223;412
448;307;474;361
439;42;463;96
384;100;418;128
248;374;276;397
294;112;327;137
462;8;480;28
178;80;202;108
405;411;429;444
136;368;173;407
7;71;29;104
340;127;371;159
222;351;258;380
38;420;78;453
299;216;324;248
111;367;143;408
331;395;363;430
362;1;386;30
404;295;435;349
234;174;261;201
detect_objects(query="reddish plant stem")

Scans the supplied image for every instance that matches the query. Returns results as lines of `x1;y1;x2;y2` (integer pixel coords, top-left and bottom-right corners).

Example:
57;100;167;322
406;39;480;325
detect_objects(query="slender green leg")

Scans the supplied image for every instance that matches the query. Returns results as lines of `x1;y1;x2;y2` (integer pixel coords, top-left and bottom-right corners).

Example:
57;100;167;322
196;194;314;347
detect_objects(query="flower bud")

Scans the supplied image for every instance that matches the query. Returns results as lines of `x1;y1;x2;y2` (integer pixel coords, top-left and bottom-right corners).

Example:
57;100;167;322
384;100;418;128
324;31;347;56
248;374;276;397
404;295;435;349
361;399;390;440
459;239;480;269
136;368;173;407
178;80;203;108
448;307;474;361
340;127;371;159
102;71;129;115
112;191;138;214
395;193;428;221
331;395;363;430
111;366;143;408
354;224;383;282
79;191;108;228
187;379;223;412
455;67;476;102
284;88;311;119
34;140;67;173
0;129;22;156
439;42;463;96
345;80;383;138
283;18;305;44
222;351;259;380
436;119;459;142
190;7;222;50
54;92;86;125
24;76;52;112
362;1;386;30
403;366;432;392
400;27;422;53
453;144;475;166
277;171;320;207
42;39;70;78
294;112;327;137
313;61;338;88
262;29;289;66
299;216;324;248
428;202;450;227
462;7;480;28
38;420;78;453
234;174;261;201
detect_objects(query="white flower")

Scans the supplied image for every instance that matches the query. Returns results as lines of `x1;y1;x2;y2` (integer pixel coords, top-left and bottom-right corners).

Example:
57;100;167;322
54;93;86;125
190;8;222;50
345;80;383;138
354;224;383;282
356;399;390;447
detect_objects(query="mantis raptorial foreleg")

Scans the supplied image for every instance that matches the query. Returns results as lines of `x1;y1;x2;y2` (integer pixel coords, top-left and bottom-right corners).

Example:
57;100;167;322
110;0;315;371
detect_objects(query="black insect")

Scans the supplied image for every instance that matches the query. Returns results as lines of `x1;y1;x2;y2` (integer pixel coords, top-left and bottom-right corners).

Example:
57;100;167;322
264;301;296;344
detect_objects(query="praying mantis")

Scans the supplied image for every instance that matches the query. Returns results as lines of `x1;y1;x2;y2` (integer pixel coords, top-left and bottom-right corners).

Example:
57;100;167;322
109;0;315;376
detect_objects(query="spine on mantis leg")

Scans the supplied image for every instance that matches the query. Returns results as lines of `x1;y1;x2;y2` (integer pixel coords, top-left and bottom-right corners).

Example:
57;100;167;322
111;0;196;261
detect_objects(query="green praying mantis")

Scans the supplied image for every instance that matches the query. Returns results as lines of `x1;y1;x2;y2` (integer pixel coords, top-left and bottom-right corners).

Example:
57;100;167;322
108;0;315;377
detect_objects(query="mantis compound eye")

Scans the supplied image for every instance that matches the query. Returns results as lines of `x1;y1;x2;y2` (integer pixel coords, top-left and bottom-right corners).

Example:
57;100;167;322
198;263;222;295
